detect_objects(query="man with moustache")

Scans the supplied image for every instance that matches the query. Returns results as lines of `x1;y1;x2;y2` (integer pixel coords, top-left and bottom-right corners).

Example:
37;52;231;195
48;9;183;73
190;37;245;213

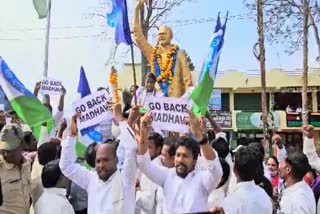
137;112;222;213
59;108;137;214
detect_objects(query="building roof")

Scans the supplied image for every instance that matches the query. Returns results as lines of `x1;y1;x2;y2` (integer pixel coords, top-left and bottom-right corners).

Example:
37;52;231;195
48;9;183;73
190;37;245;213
120;64;320;90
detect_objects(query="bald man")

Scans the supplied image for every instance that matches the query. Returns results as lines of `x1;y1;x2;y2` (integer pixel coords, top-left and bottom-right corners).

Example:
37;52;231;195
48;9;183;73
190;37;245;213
133;0;193;97
60;114;137;214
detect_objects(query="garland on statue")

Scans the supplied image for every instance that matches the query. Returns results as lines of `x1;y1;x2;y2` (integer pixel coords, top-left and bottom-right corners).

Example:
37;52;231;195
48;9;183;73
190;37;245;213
109;67;120;103
150;45;179;96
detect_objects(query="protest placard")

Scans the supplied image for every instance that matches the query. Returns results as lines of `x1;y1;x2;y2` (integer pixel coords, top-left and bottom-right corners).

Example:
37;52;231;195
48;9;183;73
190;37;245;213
40;78;62;96
144;97;190;133
72;89;113;131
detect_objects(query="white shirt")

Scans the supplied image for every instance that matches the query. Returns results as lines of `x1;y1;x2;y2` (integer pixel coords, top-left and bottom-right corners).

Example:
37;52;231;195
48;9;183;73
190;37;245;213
137;152;222;213
222;181;273;214
132;86;164;107
51;110;64;138
277;146;287;163
136;156;163;214
155;187;164;214
34;188;74;214
37;110;64;146
279;181;316;214
60;121;137;214
303;137;320;173
207;184;226;209
303;137;320;214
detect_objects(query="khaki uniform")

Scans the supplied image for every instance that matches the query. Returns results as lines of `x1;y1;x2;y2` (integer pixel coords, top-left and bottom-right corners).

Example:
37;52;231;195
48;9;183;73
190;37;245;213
0;156;31;214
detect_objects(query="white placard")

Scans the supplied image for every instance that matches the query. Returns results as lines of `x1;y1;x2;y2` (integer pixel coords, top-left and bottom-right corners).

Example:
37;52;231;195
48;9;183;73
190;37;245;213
144;97;189;133
40;78;63;96
72;90;113;130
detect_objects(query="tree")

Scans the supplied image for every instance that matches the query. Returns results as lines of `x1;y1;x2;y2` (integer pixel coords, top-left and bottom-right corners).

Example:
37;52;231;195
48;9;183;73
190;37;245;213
244;0;320;59
255;0;268;142
185;51;195;71
302;0;309;125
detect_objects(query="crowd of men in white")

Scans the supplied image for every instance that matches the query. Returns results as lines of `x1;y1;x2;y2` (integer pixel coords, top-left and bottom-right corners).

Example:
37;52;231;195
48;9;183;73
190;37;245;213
0;81;319;214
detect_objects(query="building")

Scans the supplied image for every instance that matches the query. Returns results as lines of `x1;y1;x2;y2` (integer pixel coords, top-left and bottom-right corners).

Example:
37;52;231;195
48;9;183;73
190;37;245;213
120;63;320;150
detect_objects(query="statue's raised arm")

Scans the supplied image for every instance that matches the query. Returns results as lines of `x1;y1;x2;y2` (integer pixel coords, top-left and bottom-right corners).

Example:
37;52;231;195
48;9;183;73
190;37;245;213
133;0;193;97
133;0;153;62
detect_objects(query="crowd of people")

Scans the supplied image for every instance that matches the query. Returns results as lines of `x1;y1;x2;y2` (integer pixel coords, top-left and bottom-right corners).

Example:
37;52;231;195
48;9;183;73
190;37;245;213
0;75;319;214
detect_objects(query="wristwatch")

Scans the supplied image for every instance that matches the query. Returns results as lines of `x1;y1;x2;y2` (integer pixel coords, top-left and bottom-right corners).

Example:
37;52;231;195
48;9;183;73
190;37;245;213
198;136;208;145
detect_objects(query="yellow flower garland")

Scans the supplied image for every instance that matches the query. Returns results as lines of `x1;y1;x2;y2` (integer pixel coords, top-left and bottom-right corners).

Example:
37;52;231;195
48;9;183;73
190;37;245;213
150;45;178;84
109;67;120;104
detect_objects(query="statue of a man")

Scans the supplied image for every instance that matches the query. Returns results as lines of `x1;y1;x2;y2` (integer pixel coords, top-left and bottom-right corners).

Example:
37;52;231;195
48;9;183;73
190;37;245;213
133;0;193;98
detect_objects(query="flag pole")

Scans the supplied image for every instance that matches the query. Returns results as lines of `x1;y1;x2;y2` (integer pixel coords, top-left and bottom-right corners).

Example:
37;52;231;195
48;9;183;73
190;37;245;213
130;44;138;105
43;0;52;78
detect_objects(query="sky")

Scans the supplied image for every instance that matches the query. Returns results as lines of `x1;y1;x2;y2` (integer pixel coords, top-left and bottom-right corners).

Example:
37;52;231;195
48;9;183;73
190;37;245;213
0;0;318;114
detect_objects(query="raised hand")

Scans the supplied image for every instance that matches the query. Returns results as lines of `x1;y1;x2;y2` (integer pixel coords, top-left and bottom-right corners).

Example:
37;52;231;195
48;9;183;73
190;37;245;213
35;81;41;91
139;112;152;142
128;105;140;127
61;85;66;97
112;103;124;122
34;81;42;96
303;125;315;139
70;113;80;136
187;110;204;141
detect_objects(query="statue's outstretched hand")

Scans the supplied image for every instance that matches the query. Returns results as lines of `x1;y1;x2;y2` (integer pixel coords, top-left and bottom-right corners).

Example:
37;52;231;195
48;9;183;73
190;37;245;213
136;0;145;10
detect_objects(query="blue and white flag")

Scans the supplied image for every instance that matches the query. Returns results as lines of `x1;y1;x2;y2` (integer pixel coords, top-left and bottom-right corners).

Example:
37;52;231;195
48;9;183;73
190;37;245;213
106;0;133;45
191;12;228;116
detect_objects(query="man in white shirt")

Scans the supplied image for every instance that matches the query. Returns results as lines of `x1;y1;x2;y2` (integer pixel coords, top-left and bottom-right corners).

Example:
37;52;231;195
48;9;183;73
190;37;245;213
60;112;137;214
33;82;65;140
303;125;320;214
207;158;230;210
31;142;60;208
211;146;273;214
136;133;164;214
137;112;222;214
34;159;74;214
279;150;316;213
155;138;177;214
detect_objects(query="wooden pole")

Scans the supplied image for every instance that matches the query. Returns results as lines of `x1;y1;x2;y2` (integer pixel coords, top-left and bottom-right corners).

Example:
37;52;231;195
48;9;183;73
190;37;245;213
43;0;52;78
257;0;268;141
130;45;138;105
302;0;309;125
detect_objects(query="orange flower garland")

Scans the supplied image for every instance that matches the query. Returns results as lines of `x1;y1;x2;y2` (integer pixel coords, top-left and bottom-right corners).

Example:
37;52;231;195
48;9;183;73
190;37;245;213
150;45;178;84
109;67;120;104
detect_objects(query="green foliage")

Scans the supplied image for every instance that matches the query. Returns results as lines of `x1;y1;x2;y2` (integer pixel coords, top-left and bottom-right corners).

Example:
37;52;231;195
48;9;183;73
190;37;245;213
185;51;195;71
243;0;319;55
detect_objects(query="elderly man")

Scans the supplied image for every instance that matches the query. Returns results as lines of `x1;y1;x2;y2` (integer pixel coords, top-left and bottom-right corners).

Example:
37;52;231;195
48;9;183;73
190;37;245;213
0;124;31;214
60;106;137;214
